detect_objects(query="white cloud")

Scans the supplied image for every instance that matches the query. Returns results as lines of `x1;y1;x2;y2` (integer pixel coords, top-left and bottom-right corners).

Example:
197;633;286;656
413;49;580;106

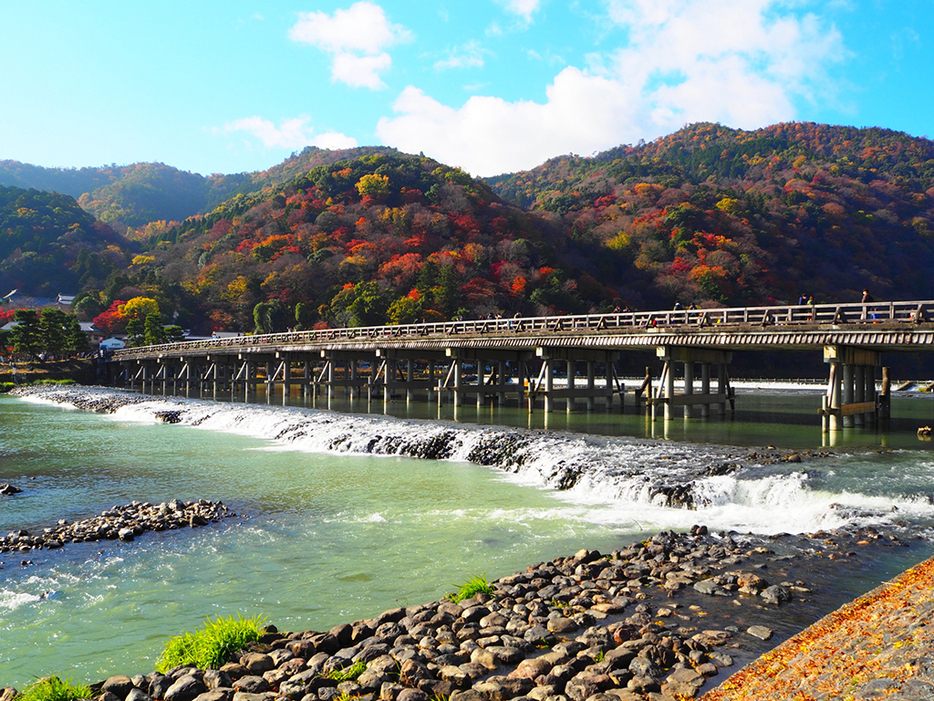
221;116;357;151
499;0;541;22
289;2;411;89
434;41;488;71
332;52;393;89
377;0;845;175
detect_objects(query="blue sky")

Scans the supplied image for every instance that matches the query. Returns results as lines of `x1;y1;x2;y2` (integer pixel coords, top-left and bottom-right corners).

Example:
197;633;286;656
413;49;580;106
0;1;931;178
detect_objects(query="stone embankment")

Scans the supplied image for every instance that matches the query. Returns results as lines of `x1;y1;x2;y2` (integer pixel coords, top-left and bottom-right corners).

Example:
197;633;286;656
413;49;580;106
2;526;907;701
701;553;934;700
0;499;234;556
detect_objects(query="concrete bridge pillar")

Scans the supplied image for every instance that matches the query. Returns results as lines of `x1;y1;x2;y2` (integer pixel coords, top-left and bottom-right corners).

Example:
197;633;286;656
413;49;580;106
683;360;694;419
823;346;881;432
700;363;711;418
544;357;554;413
498;360;507;406
843;363;855;428
453;356;463;407
586;360;596;411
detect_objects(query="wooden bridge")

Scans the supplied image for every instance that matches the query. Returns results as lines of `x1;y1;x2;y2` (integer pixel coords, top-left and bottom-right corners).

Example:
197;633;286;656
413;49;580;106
108;299;934;431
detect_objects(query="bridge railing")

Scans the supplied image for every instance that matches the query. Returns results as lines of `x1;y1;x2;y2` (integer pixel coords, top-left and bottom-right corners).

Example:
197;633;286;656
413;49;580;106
111;299;934;359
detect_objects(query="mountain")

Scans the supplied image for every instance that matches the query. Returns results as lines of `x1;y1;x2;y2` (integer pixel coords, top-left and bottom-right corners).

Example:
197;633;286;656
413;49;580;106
0;146;399;233
0;185;131;297
141;152;595;332
487;122;934;307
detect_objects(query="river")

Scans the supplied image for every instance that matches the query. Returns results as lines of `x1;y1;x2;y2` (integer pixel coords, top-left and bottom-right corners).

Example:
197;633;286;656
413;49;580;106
2;384;934;688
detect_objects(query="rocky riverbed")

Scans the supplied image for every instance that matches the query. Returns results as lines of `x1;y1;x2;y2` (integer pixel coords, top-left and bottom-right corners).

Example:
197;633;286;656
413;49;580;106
0;525;919;701
0;499;234;557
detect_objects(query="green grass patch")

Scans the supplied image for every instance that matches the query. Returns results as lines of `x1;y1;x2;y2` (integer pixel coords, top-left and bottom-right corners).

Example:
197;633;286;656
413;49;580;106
0;382;15;393
446;573;494;603
17;676;93;701
32;379;77;386
156;613;267;672
324;659;366;682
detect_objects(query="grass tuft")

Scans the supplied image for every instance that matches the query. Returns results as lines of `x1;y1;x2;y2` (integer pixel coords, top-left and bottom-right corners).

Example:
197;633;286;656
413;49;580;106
17;676;93;701
156;613;267;672
324;659;366;682
447;573;494;603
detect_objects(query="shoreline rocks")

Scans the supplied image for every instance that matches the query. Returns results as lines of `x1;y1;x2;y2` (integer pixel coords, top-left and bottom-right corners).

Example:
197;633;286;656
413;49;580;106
0;499;235;556
3;525;910;701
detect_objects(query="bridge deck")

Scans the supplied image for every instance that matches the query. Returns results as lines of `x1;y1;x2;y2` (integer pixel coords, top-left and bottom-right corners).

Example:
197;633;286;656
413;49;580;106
112;299;934;361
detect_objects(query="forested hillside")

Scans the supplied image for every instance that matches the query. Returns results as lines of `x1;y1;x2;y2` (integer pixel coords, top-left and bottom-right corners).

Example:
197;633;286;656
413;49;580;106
3;122;934;336
488;123;934;307
0;146;398;233
0;185;130;297
142;153;596;332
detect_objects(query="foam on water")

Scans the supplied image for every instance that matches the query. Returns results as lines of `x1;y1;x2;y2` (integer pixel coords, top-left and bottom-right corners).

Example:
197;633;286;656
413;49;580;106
17;386;934;536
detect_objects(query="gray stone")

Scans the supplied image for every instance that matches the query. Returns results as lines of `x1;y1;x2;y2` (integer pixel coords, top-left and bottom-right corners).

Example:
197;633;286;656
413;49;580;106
473;676;534;701
396;690;430;701
280;681;311;700
232;676;269;694
126;689;153;701
102;675;135;699
232;693;275;701
165;675;207;701
628;657;661;679
240;653;275;674
760;585;793;605
449;691;484;701
149;675;174;699
380;682;405;701
746;625;774;640
564;679;601;701
547;618;577;634
692;579;730;597
510;657;552;679
399;659;432;685
98;692;121;701
192;691;233;701
471;647;499;670
203;670;233;691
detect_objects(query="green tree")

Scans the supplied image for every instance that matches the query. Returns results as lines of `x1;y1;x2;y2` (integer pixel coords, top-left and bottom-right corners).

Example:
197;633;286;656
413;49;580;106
11;309;41;359
126;317;145;347
253;300;288;334
387;295;422;325
144;312;167;345
65;314;90;354
355;173;390;201
294;301;315;330
347;282;389;327
39;308;70;357
165;325;186;342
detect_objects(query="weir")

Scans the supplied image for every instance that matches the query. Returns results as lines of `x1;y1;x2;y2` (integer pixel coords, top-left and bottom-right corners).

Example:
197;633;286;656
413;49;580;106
107;299;934;431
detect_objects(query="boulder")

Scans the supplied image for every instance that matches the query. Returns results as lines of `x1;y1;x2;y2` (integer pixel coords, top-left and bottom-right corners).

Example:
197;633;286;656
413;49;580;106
102;675;135;698
760;585;793;605
745;625;772;640
126;689;153;701
164;675;206;701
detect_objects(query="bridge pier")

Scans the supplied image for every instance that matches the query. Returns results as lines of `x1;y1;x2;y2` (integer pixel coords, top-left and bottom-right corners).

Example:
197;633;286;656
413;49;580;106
533;348;619;412
653;347;734;421
822;346;880;432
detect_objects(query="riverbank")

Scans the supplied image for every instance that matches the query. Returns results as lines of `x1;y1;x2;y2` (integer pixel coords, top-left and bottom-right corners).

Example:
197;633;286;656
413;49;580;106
0;358;95;386
701;552;934;700
1;524;923;701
